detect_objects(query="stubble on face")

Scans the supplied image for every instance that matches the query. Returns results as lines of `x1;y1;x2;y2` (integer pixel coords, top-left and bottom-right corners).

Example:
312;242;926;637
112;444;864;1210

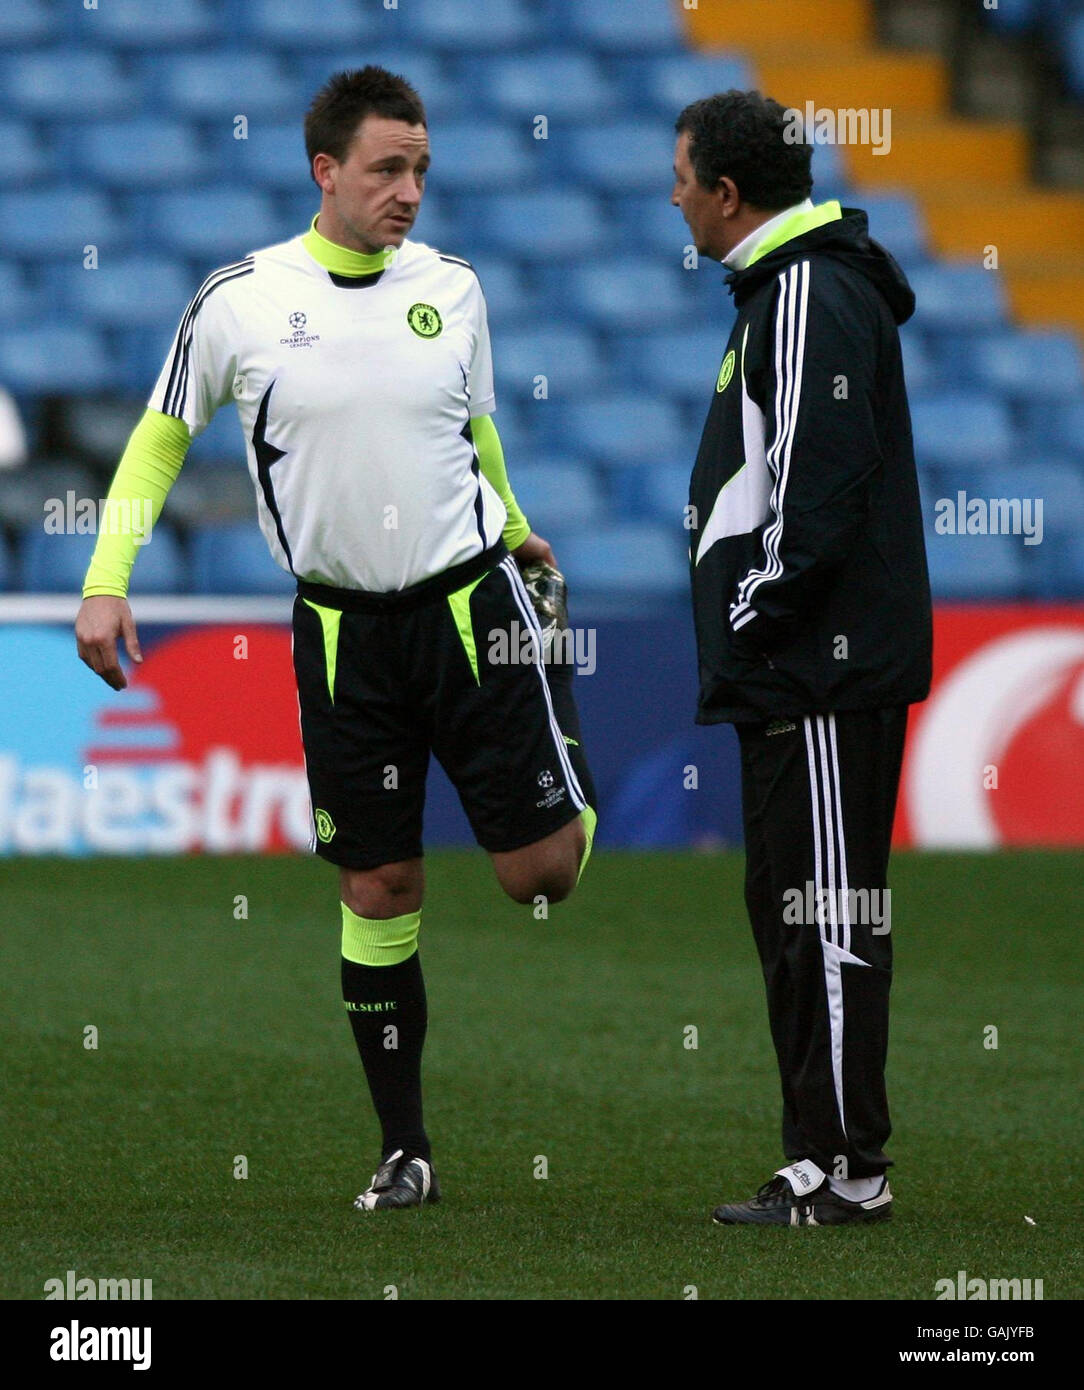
321;116;430;255
671;130;724;261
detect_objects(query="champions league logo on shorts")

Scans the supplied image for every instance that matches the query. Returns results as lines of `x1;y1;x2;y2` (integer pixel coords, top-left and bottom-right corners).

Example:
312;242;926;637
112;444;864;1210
535;769;566;810
280;310;321;349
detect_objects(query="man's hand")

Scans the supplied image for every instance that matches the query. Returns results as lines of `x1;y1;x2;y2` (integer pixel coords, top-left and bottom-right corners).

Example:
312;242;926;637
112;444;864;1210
512;531;558;570
75;595;143;691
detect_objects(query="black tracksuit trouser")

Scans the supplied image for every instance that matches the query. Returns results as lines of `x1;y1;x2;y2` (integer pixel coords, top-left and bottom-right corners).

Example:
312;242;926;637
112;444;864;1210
737;707;909;1179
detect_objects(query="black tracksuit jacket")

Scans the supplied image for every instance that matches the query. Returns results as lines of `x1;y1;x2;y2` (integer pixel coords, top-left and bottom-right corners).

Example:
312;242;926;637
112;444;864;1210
688;207;933;725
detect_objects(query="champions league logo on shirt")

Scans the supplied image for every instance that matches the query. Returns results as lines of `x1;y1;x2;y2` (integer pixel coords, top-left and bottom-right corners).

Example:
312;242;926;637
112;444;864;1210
280;310;321;349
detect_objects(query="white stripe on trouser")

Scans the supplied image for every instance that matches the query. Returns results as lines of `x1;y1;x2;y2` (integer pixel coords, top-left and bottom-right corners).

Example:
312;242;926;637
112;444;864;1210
498;557;586;811
802;714;869;1140
826;715;851;956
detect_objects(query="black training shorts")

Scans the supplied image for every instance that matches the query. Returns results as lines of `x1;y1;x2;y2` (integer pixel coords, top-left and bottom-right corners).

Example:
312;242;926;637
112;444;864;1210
292;543;589;870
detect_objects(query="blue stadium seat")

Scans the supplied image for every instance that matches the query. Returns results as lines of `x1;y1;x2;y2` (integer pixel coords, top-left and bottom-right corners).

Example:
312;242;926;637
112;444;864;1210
153;52;298;119
961;328;1084;403
0;461;100;531
230;121;314;191
186;408;247;465
247;0;380;49
466;257;536;326
506;459;607;535
146;190;283;261
910;392;1015;469
281;192;320;237
485;400;531;461
18;529;98;594
923;528;1026;599
809;142;849;199
0;121;45;185
908;264;1009;332
898;328;936;397
1032;534;1084;598
0;188;125;259
73;120;208;189
614;195;697;261
20;522;186;594
541;394;686;466
560;259;691;330
563;0;683;53
610;462;690;526
0;0;60;46
980;461;1084;540
555;524;688;597
296;51;462;120
861;192;928;267
619;328;731;404
1065;13;1084;96
404;0;541;51
981;0;1040;32
492;323;609;401
114;325;181;398
19;516;172;592
478;52;617;120
83;0;215;46
0;51;139;116
53;256;192;328
471;191;609;259
564;121;680;194
1025;399;1084;460
642;53;757;115
0;262;35;322
191;523;298;594
125;524;188;595
427;120;533;191
407;196;462;257
0;325;115;394
922;329;989;390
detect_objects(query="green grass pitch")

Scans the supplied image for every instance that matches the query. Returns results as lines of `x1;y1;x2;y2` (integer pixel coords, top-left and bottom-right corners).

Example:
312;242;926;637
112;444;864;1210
1;850;1079;1301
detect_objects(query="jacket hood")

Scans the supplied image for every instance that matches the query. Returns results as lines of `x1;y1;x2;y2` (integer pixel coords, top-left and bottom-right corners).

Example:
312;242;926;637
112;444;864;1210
724;207;916;325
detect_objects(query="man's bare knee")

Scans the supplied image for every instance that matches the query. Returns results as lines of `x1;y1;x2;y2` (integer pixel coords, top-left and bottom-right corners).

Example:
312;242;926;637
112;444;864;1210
495;854;578;906
537;864;577;905
340;860;423;918
493;818;585;905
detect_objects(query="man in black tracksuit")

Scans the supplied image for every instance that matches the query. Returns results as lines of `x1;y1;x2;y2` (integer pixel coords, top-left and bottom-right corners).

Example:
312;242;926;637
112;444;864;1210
672;92;932;1225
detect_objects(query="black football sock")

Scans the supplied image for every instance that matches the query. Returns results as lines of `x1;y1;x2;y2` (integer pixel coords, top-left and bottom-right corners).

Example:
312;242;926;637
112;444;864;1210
341;949;430;1163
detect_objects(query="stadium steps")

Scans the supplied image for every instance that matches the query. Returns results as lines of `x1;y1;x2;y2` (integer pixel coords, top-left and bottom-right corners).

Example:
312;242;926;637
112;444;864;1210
755;50;946;117
1008;266;1084;340
678;0;1084;341
918;189;1084;260
841;117;1028;187
683;0;872;50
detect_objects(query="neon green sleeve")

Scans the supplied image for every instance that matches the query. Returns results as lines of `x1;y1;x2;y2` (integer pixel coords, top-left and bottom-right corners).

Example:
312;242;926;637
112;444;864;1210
81;408;191;598
473;413;531;551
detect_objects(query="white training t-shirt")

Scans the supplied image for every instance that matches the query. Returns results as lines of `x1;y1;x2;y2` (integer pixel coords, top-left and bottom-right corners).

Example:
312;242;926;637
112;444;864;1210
148;235;504;592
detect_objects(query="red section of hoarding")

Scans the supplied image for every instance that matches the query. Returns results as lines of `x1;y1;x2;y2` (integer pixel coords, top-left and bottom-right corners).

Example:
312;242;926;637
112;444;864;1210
897;605;1084;847
85;625;306;852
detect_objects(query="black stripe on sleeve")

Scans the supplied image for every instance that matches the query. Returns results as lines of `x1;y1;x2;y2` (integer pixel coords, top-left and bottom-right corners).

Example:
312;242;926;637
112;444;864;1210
162;258;254;418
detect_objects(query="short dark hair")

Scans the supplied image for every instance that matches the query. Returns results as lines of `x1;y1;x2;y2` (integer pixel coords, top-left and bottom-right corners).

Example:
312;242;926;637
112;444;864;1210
675;90;813;210
304;66;426;183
